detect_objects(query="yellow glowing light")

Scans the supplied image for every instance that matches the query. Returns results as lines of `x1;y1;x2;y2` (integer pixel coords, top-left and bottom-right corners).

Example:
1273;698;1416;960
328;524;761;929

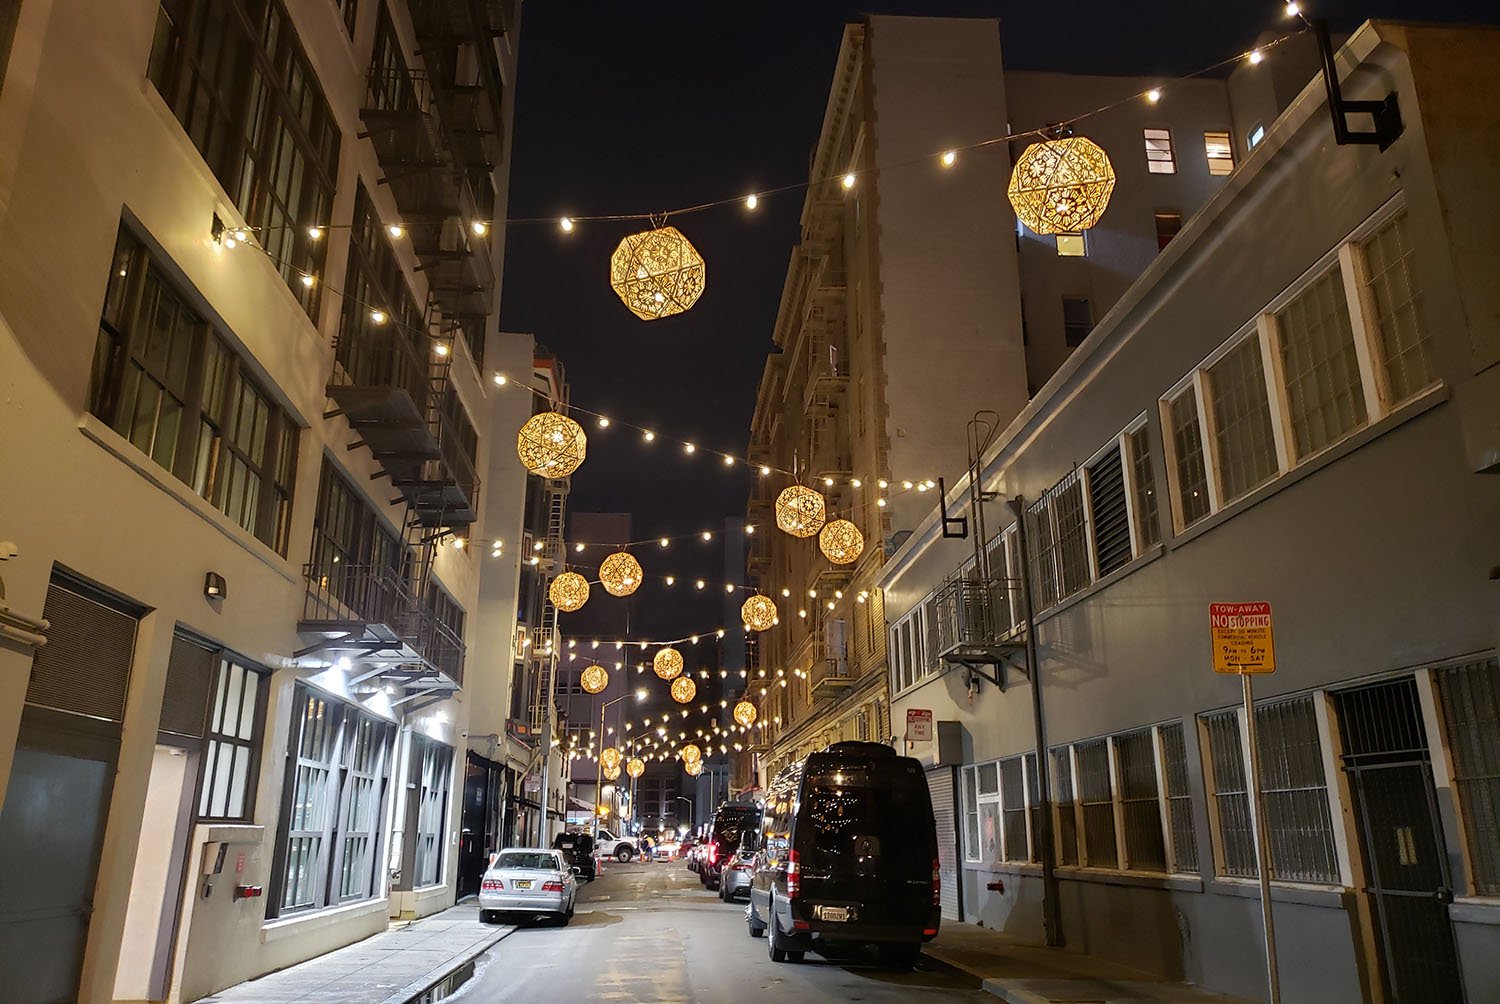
733;700;758;727
549;571;590;612
941;150;957;167
653;647;684;681
600;747;622;770
626;757;646;778
1007;135;1116;235
598;551;643;597
609;225;706;320
560;216;575;232
746;193;759;210
516;411;588;478
685;760;703;777
387;224;405;239
775;485;826;538
671;676;697;704
741;595;778;633
680;743;702;764
581;664;610;694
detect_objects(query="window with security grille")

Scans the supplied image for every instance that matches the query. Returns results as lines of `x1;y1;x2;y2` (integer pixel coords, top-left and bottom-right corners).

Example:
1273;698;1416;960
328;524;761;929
1126;425;1161;549
1433;658;1500;894
1075;739;1118;868
1000;756;1032;862
1168;385;1211;527
1027;473;1091;611
411;736;452;888
1202;710;1257;877
1160;722;1200;872
1087;445;1131;577
1114;729;1167;871
1144;128;1176;174
1204;131;1235;175
1276;266;1367;459
1026;498;1059;611
1256;697;1339;883
1361;211;1435;403
1051;748;1079;866
1208;335;1279;503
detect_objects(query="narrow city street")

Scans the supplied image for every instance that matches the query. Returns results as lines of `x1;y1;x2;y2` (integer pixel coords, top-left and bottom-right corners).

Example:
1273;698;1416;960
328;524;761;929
457;862;986;1003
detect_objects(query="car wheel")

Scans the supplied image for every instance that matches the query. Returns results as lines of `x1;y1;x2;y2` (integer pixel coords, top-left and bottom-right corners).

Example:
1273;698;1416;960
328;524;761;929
717;882;727;901
747;903;766;938
616;847;632;862
479;909;495;925
768;896;791;963
878;943;921;969
554;910;571;927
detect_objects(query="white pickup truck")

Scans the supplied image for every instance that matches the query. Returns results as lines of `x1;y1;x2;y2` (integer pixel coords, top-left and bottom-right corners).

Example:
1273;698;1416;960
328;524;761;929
594;829;639;862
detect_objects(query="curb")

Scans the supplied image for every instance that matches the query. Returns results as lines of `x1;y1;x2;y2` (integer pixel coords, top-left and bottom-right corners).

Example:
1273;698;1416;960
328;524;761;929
377;923;518;1004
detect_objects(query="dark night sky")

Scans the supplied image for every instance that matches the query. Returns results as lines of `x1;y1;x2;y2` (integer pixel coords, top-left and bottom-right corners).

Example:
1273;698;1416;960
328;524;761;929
498;0;1494;641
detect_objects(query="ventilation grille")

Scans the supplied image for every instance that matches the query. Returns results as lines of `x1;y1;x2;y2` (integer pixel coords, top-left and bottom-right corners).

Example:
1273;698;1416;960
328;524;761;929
1088;445;1131;577
160;635;216;739
26;582;139;723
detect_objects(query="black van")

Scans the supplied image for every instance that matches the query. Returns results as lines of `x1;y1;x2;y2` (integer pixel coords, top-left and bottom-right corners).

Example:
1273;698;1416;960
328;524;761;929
746;741;939;966
700;800;762;891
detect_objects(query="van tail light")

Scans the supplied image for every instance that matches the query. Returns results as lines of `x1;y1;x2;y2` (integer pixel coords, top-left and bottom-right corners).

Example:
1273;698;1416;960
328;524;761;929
932;858;942;906
787;849;801;900
481;879;504;891
707;841;719;866
542;881;564;892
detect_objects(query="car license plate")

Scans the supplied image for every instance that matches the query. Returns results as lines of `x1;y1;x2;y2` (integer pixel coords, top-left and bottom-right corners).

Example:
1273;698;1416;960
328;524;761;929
817;906;850;922
516;880;532;889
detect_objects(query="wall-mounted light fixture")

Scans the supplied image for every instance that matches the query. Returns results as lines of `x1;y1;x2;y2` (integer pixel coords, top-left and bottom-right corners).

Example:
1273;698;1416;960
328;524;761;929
204;572;227;599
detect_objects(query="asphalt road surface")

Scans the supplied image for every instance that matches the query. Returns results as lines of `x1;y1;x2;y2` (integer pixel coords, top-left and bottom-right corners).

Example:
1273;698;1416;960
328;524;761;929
455;859;987;1003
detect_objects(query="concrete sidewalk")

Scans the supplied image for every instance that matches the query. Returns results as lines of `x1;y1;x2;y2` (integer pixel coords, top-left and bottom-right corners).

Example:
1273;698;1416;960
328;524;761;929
199;902;513;1004
925;922;1255;1004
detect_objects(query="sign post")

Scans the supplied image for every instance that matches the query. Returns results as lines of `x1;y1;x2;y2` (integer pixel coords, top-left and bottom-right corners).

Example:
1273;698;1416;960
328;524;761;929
1210;602;1280;1004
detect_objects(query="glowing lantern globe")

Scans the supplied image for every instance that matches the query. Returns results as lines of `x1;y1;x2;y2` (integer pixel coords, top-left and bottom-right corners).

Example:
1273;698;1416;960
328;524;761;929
653;646;684;680
818;519;865;565
516;411;587;477
600;746;622;770
609;225;706;320
685;760;703;777
598;551;643;597
603;763;622;781
625;757;646;778
581;664;609;694
733;700;758;727
775;485;826;538
1007;135;1116;235
741;594;778;632
549;571;590;612
671;676;697;704
680;743;702;765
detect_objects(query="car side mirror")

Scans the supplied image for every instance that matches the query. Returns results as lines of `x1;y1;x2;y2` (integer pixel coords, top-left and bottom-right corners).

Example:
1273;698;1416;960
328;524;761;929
571;866;582;875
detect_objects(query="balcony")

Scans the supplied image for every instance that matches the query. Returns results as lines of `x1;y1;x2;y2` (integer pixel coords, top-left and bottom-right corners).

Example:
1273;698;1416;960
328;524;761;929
329;325;480;527
297;562;465;688
932;577;1023;670
810;653;853;700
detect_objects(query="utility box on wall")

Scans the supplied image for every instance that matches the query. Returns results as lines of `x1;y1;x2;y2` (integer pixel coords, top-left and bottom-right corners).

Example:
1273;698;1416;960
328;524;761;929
909;720;964;767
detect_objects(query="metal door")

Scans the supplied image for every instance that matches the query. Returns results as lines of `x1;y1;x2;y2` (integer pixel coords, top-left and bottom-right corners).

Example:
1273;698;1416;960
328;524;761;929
1334;679;1465;1003
926;766;960;921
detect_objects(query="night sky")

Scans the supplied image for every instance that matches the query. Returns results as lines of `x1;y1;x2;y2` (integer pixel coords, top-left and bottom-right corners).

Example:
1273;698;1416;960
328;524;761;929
498;0;1493;641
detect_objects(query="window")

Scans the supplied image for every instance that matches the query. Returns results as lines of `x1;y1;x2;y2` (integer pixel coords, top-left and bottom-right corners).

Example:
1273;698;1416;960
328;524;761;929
338;184;427;399
1360;211;1435;402
999;755;1035;863
1275;265;1367;460
1207;336;1279;503
200;659;266;820
1248;123;1266;149
964;756;1035;864
89;228;300;553
308;460;407;619
1205;131;1234;175
1052;749;1079;866
1167;385;1212;528
1433;658;1500;895
1056;232;1086;257
1062;297;1093;347
1074;740;1117;868
1114;729;1167;871
410;735;452;888
1144;128;1175;174
1154;211;1182;251
1026;472;1089;611
962;765;980;860
1086;445;1131;578
334;0;358;37
149;0;339;319
1159;722;1199;872
1125;424;1161;550
1200;697;1339;883
272;685;396;915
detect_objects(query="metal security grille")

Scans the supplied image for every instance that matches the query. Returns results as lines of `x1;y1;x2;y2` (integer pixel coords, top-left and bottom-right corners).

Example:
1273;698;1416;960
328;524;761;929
1203;710;1257;877
1361;211;1434;402
1115;729;1167;871
1169;386;1211;527
26;580;139;723
1075;740;1117;868
1051;748;1079;866
1126;426;1160;549
160;634;216;738
1432;658;1500;894
1207;336;1279;503
1159;722;1200;872
1256;697;1339;883
1000;757;1029;862
1276;266;1367;460
1086;445;1131;577
927;768;960;921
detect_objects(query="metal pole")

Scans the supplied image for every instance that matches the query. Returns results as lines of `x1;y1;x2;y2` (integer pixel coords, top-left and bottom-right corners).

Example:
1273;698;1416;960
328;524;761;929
594;699;606;839
1009;496;1062;948
1242;671;1282;1004
537;641;559;847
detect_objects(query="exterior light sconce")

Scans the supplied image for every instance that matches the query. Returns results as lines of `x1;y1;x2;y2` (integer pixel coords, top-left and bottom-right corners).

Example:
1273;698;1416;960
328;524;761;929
204;571;227;599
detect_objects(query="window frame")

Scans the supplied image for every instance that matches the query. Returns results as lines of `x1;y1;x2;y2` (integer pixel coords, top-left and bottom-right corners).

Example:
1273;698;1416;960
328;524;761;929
1204;131;1235;176
1143;127;1176;174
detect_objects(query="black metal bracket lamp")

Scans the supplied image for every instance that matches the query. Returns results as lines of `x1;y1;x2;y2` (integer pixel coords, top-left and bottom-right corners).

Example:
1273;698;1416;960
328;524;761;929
204;571;227;600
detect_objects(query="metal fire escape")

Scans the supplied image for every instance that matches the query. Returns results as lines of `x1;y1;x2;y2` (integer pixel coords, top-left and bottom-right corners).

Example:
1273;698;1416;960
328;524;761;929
526;483;568;733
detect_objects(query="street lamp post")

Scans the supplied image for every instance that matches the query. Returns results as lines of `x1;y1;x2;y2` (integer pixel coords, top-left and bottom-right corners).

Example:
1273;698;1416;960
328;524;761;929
675;795;694;830
594;688;647;839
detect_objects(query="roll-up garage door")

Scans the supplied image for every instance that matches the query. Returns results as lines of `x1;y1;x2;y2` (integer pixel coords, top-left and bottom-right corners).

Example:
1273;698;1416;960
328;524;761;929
926;766;960;921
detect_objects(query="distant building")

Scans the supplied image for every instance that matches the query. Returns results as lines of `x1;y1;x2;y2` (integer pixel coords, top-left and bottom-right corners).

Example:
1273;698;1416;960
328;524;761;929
879;20;1500;1004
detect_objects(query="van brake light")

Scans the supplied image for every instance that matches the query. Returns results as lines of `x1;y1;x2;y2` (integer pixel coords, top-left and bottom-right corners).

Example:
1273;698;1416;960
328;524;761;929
707;841;718;866
932;858;942;906
787;849;801;899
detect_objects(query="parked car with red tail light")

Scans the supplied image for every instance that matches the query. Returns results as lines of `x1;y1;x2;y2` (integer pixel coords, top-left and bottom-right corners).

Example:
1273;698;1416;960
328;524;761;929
746;742;939;967
700;801;761;892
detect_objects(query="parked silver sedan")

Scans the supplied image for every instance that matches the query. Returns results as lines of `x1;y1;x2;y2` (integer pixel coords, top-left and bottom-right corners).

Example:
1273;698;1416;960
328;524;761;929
478;848;578;925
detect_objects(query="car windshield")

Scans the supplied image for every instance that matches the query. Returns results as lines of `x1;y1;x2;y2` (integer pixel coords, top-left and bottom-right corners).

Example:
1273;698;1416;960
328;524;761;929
712;807;760;851
493;852;559;871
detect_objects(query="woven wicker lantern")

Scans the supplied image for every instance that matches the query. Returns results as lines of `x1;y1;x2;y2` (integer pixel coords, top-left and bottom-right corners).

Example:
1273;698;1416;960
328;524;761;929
626;757;646;778
740;594;778;633
653;646;684;681
603;763;621;781
1007;135;1116;235
581;663;609;694
549;572;590;612
775;485;826;538
516;411;587;477
684;760;703;777
733;700;758;727
670;676;697;704
609;225;706;320
819;519;865;565
598;551;643;597
680;743;702;764
600;746;622;770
